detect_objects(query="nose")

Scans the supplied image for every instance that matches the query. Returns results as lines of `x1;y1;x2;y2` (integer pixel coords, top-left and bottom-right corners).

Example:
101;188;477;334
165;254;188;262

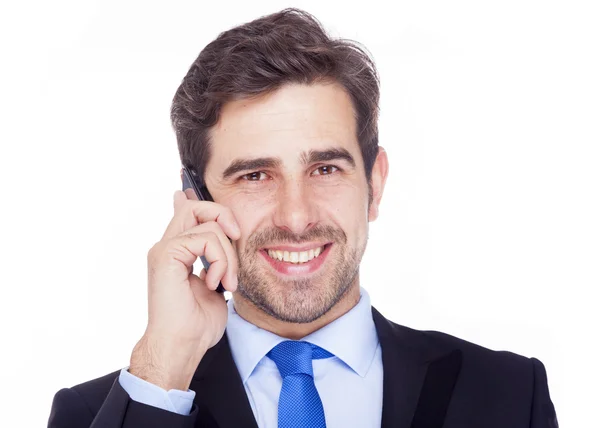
272;180;319;236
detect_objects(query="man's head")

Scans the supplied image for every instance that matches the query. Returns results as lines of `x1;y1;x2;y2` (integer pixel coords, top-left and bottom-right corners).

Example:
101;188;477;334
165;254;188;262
171;8;388;324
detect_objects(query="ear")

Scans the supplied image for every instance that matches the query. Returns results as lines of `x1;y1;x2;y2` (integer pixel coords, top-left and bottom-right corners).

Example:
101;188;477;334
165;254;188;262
368;147;389;222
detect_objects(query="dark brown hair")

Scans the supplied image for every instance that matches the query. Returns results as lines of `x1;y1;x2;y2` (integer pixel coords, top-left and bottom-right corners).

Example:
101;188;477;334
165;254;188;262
171;8;380;204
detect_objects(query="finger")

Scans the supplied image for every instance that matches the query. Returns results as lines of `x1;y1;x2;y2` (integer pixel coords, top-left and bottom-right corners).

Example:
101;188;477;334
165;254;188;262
180;221;238;290
183;188;197;200
188;272;227;309
173;190;187;213
169;231;229;291
163;199;241;242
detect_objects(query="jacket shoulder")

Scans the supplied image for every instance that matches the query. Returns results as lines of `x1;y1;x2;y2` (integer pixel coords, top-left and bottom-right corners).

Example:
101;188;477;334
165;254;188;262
423;327;532;365
384;314;535;366
382;319;557;425
374;309;540;388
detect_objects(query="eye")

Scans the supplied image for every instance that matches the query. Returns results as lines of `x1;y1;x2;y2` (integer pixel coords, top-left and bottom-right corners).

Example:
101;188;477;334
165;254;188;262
241;171;268;181
311;165;339;176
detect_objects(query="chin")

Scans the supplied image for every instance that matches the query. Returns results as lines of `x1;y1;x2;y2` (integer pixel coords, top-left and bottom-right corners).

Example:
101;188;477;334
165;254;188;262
237;270;355;324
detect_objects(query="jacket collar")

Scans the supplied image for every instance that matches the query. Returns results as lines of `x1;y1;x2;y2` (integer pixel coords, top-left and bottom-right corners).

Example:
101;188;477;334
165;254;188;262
190;306;461;428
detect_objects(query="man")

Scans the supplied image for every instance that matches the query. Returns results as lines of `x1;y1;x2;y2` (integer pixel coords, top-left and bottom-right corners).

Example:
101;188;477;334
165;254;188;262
48;8;558;428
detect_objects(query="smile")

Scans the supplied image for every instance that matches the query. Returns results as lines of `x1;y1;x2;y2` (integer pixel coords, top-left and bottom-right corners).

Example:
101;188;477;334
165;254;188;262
260;243;332;275
266;245;325;264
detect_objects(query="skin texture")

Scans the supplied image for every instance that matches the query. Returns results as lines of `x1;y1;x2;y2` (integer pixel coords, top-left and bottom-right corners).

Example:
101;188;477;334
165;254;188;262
192;81;389;339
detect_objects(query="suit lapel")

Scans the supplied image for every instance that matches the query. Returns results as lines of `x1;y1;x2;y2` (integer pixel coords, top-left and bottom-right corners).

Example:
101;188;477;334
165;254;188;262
190;333;258;428
372;307;462;428
186;306;460;428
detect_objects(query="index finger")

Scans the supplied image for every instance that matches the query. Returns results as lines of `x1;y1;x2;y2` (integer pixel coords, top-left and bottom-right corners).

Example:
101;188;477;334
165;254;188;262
162;195;241;241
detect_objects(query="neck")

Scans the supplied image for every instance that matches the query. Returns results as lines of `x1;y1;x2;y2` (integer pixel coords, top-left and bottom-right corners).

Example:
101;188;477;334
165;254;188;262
232;283;361;340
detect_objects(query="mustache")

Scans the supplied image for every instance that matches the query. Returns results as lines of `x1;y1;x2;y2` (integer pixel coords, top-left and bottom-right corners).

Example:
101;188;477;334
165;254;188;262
245;224;347;252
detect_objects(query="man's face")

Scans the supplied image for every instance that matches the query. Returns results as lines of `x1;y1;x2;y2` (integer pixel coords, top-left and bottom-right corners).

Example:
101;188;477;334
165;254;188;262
202;82;385;323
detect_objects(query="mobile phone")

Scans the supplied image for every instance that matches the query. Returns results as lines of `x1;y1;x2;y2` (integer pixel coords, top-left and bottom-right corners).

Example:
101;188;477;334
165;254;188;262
181;164;226;294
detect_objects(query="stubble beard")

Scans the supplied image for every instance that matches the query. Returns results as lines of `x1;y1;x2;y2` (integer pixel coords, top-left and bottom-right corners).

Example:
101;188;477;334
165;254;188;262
235;225;367;324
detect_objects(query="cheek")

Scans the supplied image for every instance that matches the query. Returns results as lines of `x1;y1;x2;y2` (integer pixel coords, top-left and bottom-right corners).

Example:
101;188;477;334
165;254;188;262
313;182;368;216
313;184;369;241
228;197;273;250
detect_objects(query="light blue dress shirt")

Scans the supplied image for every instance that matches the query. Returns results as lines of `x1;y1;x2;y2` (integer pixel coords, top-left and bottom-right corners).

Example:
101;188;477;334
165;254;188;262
119;287;383;427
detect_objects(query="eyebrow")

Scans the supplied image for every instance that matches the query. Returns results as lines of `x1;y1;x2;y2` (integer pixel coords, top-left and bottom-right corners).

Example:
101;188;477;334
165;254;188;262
302;148;356;168
221;147;356;180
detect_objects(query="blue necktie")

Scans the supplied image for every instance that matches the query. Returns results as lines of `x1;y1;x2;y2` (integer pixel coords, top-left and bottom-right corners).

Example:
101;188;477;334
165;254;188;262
267;340;334;428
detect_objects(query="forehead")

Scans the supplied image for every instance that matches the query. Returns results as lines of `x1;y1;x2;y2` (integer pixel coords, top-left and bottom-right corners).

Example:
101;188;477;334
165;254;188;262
208;82;358;165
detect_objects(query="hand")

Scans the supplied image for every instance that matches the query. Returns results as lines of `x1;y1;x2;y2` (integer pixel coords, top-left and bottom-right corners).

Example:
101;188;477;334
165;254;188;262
129;190;241;391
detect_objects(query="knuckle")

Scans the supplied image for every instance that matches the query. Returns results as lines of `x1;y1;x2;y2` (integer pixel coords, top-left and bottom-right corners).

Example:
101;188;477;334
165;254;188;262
203;232;226;255
181;231;221;254
196;230;217;242
165;244;189;261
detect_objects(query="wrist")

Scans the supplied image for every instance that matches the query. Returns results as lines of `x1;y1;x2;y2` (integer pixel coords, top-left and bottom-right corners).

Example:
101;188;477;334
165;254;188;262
129;333;208;391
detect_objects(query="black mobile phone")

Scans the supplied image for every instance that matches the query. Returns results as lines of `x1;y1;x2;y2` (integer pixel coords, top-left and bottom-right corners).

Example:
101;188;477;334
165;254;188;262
181;165;226;294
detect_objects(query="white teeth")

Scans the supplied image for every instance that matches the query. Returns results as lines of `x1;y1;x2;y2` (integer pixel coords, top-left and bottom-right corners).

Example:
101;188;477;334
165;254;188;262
267;245;325;264
299;251;309;263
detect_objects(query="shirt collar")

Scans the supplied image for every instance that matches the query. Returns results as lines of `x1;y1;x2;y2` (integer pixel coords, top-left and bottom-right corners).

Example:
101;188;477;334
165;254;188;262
225;287;379;383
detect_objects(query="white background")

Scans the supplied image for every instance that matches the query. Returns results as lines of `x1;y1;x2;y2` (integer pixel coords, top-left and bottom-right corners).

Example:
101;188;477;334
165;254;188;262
1;0;598;426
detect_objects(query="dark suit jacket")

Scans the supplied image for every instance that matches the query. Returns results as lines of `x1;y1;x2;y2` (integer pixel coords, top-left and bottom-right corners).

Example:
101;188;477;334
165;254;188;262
48;307;558;428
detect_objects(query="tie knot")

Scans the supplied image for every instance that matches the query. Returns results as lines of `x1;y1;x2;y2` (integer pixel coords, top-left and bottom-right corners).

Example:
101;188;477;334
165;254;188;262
267;340;334;378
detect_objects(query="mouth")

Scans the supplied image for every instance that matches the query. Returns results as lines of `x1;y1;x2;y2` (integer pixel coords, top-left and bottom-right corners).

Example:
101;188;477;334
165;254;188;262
259;243;333;276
